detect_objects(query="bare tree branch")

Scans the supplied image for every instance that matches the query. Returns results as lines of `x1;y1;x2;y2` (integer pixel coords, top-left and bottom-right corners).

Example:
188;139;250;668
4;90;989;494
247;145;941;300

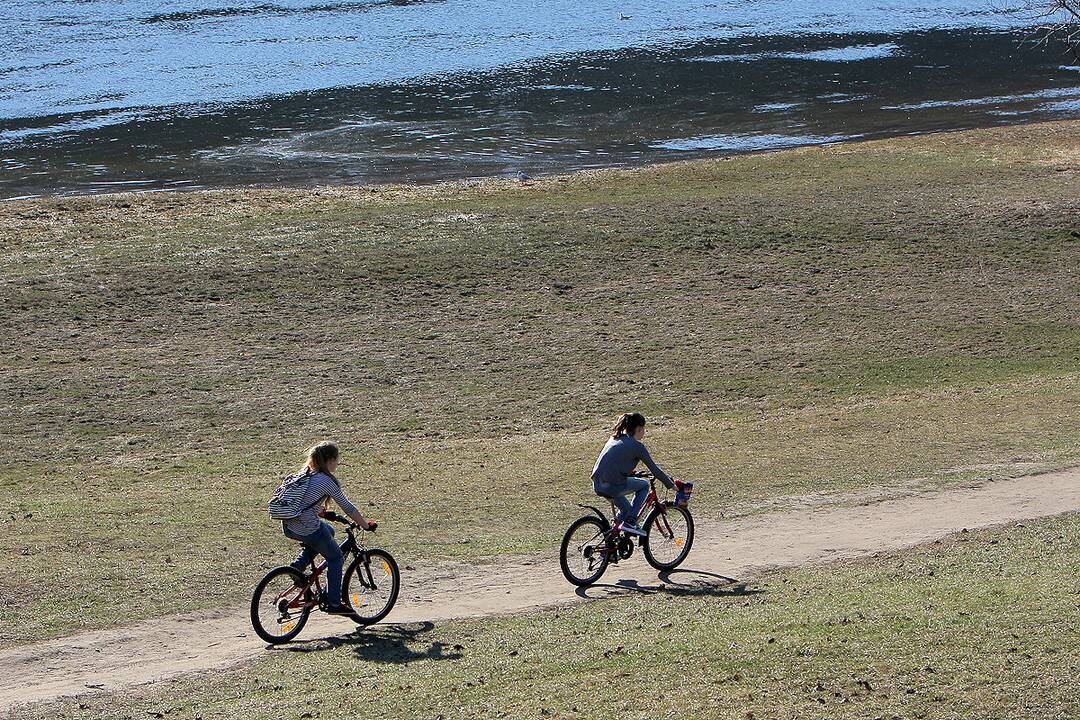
1036;1;1080;59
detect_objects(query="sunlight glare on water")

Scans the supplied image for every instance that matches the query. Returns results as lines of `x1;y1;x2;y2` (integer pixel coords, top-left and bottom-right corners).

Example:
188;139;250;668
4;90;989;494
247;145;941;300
1;0;1077;197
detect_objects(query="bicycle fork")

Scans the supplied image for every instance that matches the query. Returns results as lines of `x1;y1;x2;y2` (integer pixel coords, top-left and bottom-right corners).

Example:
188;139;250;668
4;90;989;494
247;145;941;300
357;556;379;591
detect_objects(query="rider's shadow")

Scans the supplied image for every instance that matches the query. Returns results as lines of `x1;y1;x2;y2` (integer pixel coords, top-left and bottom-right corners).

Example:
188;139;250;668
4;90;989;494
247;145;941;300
277;621;462;664
575;570;764;599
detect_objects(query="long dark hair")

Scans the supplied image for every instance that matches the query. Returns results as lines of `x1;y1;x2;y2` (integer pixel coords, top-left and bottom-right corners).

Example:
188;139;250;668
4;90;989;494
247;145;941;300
611;412;646;438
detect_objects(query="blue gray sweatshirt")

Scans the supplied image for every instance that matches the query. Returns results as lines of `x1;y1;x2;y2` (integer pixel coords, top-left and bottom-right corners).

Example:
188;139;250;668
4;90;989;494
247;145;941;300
591;434;674;496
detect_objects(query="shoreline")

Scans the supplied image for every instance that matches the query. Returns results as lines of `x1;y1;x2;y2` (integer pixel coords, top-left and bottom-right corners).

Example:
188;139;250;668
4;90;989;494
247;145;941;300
5;116;1080;206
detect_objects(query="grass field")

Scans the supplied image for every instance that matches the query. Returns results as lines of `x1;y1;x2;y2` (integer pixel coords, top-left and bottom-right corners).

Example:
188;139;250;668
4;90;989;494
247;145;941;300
14;511;1079;720
2;120;1079;645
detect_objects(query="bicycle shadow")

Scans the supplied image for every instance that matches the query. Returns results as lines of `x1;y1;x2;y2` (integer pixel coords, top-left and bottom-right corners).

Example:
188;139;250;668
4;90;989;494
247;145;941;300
574;569;762;600
658;568;741;584
273;621;462;664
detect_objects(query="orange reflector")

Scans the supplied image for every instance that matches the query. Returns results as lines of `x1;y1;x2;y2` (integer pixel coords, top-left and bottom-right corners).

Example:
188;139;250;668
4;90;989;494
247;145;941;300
352;593;361;606
383;561;392;575
281;622;295;633
676;538;684;547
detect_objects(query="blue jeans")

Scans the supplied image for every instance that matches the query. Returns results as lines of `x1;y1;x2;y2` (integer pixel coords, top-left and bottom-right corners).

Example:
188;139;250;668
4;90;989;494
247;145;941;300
284;522;345;606
596;476;650;525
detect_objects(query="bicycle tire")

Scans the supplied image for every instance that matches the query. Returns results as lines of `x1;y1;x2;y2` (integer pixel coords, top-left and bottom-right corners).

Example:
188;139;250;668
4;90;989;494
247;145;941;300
560;515;611;586
343;549;400;625
642;502;694;571
250;566;312;644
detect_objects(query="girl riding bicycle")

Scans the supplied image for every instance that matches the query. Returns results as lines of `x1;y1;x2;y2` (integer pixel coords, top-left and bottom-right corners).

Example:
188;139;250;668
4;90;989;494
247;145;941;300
281;441;374;615
591;412;676;536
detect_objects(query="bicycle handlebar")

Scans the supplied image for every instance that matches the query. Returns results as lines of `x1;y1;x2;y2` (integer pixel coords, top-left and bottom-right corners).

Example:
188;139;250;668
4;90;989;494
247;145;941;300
321;511;377;532
631;472;683;494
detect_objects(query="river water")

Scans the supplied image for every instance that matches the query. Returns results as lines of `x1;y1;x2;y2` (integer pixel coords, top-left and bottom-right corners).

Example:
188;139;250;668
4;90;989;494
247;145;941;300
2;0;1078;199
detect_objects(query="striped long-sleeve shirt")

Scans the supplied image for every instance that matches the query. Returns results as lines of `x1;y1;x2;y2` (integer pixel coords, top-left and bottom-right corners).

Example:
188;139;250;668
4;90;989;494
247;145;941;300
282;471;359;536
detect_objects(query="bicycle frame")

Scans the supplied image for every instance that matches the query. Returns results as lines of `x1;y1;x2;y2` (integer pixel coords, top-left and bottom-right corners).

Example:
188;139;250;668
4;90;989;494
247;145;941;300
276;556;336;614
273;521;383;615
578;477;677;542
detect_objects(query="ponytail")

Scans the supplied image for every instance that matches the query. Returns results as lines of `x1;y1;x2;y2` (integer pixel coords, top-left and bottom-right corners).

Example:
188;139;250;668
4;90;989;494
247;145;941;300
611;412;646;438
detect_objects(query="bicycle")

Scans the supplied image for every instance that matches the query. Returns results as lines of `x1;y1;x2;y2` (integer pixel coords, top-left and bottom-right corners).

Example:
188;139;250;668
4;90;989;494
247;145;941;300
559;475;694;586
250;513;401;644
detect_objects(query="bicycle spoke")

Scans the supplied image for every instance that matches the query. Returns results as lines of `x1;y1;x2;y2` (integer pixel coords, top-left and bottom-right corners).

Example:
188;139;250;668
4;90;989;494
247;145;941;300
345;550;399;624
561;516;611;585
251;568;312;643
644;505;693;570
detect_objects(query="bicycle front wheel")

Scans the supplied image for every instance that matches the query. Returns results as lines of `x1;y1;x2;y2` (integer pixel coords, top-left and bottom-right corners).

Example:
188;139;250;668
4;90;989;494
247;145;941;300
250;566;312;644
343;549;400;625
560;515;611;586
643;503;694;571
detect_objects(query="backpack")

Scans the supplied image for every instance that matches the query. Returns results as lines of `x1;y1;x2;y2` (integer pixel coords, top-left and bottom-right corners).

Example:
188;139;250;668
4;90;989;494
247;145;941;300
268;468;334;520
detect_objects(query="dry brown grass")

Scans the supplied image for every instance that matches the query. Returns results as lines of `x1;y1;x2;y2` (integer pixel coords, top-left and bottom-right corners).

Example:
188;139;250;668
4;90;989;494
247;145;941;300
1;120;1079;644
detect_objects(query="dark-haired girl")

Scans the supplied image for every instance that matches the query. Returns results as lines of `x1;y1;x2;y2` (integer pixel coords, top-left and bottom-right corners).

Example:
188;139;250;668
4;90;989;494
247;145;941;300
591;412;675;535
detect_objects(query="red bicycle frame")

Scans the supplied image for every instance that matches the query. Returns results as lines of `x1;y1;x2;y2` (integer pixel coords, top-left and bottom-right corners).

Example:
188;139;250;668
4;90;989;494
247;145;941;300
276;560;327;614
603;477;677;539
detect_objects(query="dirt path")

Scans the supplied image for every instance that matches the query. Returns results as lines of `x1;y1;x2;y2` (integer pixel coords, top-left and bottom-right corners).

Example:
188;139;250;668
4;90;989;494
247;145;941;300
3;468;1079;711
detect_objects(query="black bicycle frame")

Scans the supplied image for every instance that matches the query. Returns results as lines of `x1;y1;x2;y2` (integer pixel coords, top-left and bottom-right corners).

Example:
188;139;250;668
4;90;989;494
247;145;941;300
303;518;383;592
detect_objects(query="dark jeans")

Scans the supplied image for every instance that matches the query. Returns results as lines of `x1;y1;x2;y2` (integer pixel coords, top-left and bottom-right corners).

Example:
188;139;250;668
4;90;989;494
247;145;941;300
284;521;345;606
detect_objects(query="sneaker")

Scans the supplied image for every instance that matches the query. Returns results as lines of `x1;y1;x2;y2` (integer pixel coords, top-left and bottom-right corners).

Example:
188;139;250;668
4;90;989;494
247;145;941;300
324;603;354;615
620;521;646;537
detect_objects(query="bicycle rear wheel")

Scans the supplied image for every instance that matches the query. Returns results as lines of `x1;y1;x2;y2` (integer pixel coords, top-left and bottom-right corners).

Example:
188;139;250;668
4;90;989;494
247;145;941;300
343;549;400;625
642;503;694;571
560;516;611;586
250;566;312;644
